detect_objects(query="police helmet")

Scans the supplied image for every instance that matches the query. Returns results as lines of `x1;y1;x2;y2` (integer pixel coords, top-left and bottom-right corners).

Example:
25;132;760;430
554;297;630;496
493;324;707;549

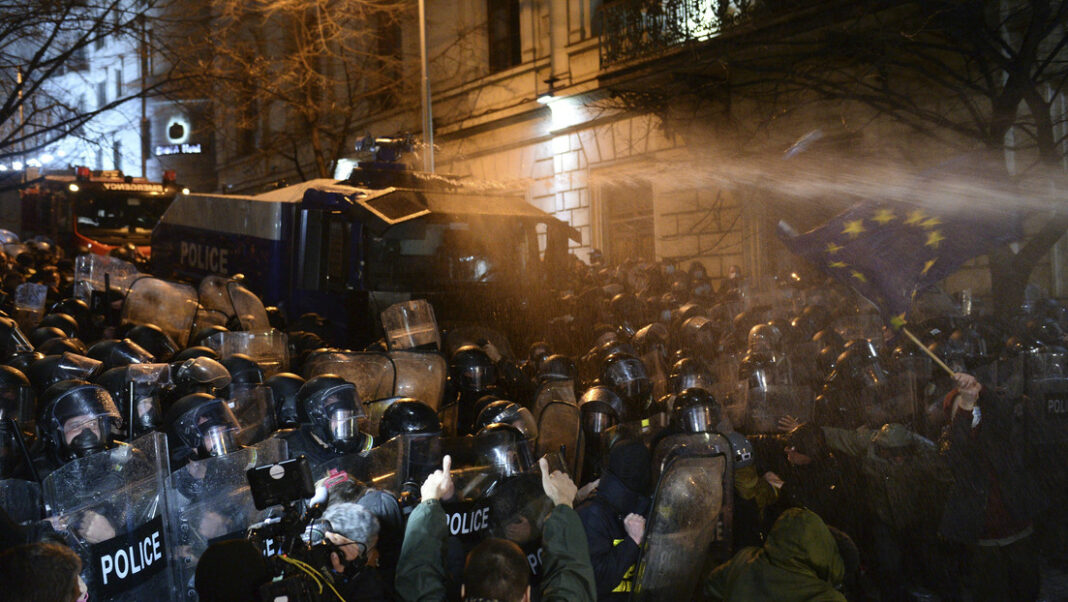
87;338;155;370
172;356;231;396
0;365;35;425
29;326;67;349
670;387;720;434
474;400;538;440
172;346;221;363
264;372;306;428
36;336;88;357
578;385;625;434
38;313;79;339
163;393;242;459
125;324;180;362
668;357;715;395
600;352;651;401
298;375;367;449
27;353;103;394
449;345;497;393
0;317;33;361
377;399;441;442
39;380;120;464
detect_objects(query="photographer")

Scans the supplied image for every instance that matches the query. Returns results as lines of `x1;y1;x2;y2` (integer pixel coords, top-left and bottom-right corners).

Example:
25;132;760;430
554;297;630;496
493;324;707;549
395;455;595;601
322;502;390;601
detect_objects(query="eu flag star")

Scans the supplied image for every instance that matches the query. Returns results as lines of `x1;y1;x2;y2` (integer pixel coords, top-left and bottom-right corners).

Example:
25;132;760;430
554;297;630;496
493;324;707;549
826;242;843;254
921;259;937;275
829;261;848;269
925;230;945;248
905;210;928;226
920;217;942;229
842;220;866;238
872;209;896;225
851;270;868;282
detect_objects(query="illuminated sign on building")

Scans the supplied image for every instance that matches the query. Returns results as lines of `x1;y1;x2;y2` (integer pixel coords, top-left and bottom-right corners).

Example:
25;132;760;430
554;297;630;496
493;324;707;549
155;143;202;156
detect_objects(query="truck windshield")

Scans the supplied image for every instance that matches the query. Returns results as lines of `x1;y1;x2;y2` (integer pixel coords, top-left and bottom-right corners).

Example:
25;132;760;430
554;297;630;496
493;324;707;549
364;216;540;292
74;194;170;246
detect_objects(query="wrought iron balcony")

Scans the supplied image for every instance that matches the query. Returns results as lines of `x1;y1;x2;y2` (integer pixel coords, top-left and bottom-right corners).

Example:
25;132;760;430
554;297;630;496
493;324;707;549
599;0;761;68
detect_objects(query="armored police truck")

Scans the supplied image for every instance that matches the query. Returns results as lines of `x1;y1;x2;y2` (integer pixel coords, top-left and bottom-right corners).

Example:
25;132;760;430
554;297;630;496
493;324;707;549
150;163;580;348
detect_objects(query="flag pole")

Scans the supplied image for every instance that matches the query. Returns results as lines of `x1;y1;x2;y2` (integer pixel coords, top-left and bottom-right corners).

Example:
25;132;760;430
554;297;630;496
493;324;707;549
901;326;956;377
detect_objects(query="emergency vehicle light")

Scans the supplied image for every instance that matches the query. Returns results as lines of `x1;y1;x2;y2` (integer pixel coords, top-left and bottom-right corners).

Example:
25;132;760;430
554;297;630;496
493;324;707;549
163;170;176;184
75;166;91;180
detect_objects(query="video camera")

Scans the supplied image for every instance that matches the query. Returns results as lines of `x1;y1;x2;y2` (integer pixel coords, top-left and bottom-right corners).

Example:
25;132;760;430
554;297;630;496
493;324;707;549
245;456;345;601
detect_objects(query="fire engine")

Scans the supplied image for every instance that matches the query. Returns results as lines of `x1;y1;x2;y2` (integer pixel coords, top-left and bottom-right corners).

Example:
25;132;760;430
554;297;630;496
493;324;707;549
19;166;184;256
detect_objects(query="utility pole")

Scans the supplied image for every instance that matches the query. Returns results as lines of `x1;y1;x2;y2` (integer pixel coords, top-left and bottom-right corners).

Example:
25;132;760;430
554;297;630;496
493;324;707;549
139;14;149;178
418;0;434;173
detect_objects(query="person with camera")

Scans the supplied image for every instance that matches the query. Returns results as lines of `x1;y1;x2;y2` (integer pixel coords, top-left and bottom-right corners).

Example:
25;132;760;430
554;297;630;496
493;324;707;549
322;502;390;601
395;455;596;601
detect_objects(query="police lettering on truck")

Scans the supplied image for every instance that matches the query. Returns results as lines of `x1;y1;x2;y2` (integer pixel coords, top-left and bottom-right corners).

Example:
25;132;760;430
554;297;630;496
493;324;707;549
180;241;230;274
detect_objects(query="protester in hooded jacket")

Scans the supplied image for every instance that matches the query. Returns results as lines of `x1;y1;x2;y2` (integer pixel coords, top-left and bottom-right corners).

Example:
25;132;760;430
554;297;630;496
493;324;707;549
575;439;651;600
702;507;846;602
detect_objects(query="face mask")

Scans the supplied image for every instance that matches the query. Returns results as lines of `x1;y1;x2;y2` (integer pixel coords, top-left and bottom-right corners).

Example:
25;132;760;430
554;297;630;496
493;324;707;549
67;428;105;458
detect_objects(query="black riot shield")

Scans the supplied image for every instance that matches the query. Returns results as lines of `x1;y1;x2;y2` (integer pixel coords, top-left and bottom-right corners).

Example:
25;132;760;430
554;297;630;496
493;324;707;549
42;432;175;602
166;439;287;600
630;452;728;601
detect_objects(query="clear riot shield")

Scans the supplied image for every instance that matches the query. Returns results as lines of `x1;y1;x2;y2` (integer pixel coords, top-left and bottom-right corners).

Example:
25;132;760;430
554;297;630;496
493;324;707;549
73;254;140;302
42;432;175;602
444;325;515;361
203;330;290;377
304;350;446;411
391;351;447;410
534;400;583;479
228;281;270;331
742;384;813;433
0;478;42;524
630;452;728;601
13;282;48;332
228;386;277;446
168;438;287;601
122;363;171;440
532;380;577;419
0;229;17;244
196;276;232;318
650;433;734;564
381;299;441;350
122;278;199;347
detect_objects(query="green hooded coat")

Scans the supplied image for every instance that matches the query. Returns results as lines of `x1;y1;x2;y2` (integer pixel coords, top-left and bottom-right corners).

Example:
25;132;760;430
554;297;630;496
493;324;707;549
702;507;846;602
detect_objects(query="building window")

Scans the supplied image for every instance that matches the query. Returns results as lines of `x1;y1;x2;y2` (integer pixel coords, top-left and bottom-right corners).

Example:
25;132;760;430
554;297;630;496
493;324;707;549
96;80;107;108
487;0;521;73
601;179;654;264
114;68;123;97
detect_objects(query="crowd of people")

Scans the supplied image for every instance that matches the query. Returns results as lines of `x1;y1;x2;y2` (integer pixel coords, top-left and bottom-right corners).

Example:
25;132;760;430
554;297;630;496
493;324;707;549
0;235;1064;602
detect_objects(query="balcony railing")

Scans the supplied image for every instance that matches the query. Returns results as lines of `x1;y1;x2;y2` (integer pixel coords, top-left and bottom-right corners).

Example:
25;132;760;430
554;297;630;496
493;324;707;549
599;0;760;68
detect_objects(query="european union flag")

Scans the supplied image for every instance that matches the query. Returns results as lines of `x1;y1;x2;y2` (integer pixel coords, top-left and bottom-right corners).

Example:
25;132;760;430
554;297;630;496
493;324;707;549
778;202;1021;327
